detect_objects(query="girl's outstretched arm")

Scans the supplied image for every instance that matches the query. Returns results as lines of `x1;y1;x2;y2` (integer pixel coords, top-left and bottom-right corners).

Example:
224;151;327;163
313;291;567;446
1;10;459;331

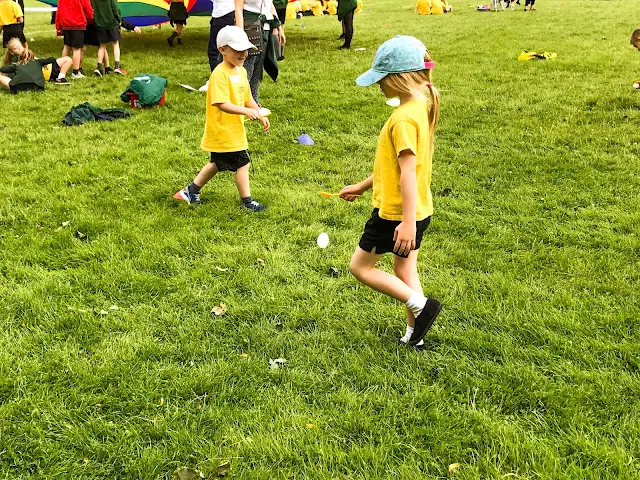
340;175;373;201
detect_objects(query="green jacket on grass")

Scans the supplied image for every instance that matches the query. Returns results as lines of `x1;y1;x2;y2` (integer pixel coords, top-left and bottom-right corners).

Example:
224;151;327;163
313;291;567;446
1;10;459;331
120;73;168;106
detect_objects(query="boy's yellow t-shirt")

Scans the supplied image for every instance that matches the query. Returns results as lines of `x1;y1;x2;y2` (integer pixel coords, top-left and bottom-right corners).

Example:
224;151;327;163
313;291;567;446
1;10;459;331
416;0;431;15
201;63;251;153
0;0;23;25
372;99;433;222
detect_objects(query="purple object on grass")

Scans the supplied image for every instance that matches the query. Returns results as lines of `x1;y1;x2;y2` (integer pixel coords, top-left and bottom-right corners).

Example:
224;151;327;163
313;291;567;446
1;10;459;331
298;134;315;145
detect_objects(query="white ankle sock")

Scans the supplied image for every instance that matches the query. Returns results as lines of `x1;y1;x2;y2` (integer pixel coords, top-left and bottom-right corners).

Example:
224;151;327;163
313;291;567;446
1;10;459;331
405;293;427;317
400;325;414;343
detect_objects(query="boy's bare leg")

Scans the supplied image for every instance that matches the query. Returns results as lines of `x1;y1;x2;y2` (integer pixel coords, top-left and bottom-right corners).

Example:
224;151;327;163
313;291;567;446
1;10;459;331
0;75;11;88
234;164;251;199
62;45;70;57
112;41;120;63
72;47;82;70
56;56;72;76
193;162;218;188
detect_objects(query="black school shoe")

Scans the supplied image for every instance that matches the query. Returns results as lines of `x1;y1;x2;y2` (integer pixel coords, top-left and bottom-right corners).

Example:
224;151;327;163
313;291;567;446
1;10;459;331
398;338;426;351
408;299;442;346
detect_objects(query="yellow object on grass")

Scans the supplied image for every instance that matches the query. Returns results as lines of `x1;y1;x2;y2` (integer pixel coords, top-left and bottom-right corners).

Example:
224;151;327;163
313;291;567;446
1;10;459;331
356;0;363;13
327;0;337;14
518;51;557;61
300;0;310;11
42;64;52;82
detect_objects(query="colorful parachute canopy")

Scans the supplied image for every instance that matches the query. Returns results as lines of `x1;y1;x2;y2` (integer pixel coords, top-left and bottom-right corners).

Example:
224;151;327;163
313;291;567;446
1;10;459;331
38;0;213;26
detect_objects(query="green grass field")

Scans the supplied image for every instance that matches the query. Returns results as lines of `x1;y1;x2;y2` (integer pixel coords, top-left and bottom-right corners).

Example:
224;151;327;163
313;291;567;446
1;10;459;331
1;0;639;478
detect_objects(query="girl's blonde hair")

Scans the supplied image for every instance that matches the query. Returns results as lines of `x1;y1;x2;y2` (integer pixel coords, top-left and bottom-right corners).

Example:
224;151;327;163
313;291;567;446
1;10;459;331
2;38;34;66
380;52;440;156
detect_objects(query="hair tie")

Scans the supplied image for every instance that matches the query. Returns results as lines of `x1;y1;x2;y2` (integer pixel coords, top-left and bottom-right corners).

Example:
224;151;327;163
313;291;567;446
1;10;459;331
424;61;436;69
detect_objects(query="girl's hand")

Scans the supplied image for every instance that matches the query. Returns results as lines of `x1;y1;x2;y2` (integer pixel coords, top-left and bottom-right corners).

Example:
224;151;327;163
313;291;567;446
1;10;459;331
339;184;364;202
393;221;416;256
244;108;261;120
133;26;142;34
259;116;270;131
278;27;286;46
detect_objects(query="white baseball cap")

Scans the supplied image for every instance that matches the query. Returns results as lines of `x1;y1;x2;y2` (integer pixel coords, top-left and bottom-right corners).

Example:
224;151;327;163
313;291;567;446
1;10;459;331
216;26;257;51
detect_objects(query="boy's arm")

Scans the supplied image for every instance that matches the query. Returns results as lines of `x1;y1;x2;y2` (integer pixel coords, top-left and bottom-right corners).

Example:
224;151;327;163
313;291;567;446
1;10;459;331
394;150;418;256
245;97;269;130
82;0;94;24
112;0;122;24
215;102;253;116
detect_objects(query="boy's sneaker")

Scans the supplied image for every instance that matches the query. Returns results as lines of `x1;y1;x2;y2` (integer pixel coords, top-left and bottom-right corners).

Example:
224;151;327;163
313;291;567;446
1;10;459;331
173;187;200;205
54;77;70;85
241;200;266;212
177;38;183;45
104;67;114;75
408;299;442;346
71;72;86;79
114;67;127;75
93;68;103;77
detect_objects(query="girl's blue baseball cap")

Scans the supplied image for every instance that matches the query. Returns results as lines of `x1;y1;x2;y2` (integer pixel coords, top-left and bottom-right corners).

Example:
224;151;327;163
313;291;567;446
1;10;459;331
356;35;433;87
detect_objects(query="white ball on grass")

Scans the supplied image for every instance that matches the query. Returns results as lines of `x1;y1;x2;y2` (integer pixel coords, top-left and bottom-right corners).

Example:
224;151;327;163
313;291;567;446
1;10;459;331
317;232;329;249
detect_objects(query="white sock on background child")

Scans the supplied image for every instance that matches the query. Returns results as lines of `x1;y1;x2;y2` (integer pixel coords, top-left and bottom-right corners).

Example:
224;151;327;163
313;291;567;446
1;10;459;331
405;293;427;317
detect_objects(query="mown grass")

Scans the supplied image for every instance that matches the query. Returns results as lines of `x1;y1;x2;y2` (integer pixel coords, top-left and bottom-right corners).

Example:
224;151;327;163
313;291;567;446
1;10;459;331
1;0;639;478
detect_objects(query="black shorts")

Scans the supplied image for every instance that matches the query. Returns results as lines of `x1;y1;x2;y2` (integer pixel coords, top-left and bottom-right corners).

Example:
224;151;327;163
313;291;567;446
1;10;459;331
210;150;251;172
46;60;61;82
276;7;286;24
96;27;122;43
2;24;26;48
359;208;431;258
63;29;85;48
84;23;99;46
9;82;42;94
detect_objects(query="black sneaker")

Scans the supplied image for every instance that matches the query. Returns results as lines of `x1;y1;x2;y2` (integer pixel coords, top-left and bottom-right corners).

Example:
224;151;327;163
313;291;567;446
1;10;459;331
93;68;103;77
408;299;442;345
54;77;70;85
242;200;267;212
398;338;426;351
177;37;183;45
104;67;114;75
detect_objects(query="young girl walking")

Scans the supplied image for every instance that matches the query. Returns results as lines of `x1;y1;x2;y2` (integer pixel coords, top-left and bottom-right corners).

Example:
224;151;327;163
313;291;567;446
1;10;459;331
0;37;71;92
339;35;442;350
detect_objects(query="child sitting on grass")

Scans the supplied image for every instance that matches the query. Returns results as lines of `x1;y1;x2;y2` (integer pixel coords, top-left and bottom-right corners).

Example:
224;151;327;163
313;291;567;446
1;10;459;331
339;35;442;350
0;37;72;92
174;26;270;212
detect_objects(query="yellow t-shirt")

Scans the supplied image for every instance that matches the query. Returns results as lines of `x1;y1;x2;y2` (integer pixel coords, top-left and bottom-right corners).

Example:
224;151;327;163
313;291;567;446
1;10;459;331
201;63;251;153
0;0;23;26
416;0;431;14
372;99;433;221
430;0;444;14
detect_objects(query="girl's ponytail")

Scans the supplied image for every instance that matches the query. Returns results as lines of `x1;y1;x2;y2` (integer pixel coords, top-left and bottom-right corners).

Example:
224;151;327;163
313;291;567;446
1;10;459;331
425;81;439;157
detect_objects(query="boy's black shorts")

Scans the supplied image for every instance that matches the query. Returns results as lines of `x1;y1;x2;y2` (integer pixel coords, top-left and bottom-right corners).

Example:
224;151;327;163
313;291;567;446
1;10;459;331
359;208;431;258
2;24;26;48
63;29;85;48
210;150;251;172
84;24;99;46
96;27;122;43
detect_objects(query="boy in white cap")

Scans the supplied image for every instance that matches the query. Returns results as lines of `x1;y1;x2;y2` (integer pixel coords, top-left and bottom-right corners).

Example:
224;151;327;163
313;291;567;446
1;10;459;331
174;25;270;211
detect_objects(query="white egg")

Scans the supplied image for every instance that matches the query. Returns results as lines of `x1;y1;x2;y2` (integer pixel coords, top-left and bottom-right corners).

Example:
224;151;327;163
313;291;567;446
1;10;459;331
317;232;329;249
